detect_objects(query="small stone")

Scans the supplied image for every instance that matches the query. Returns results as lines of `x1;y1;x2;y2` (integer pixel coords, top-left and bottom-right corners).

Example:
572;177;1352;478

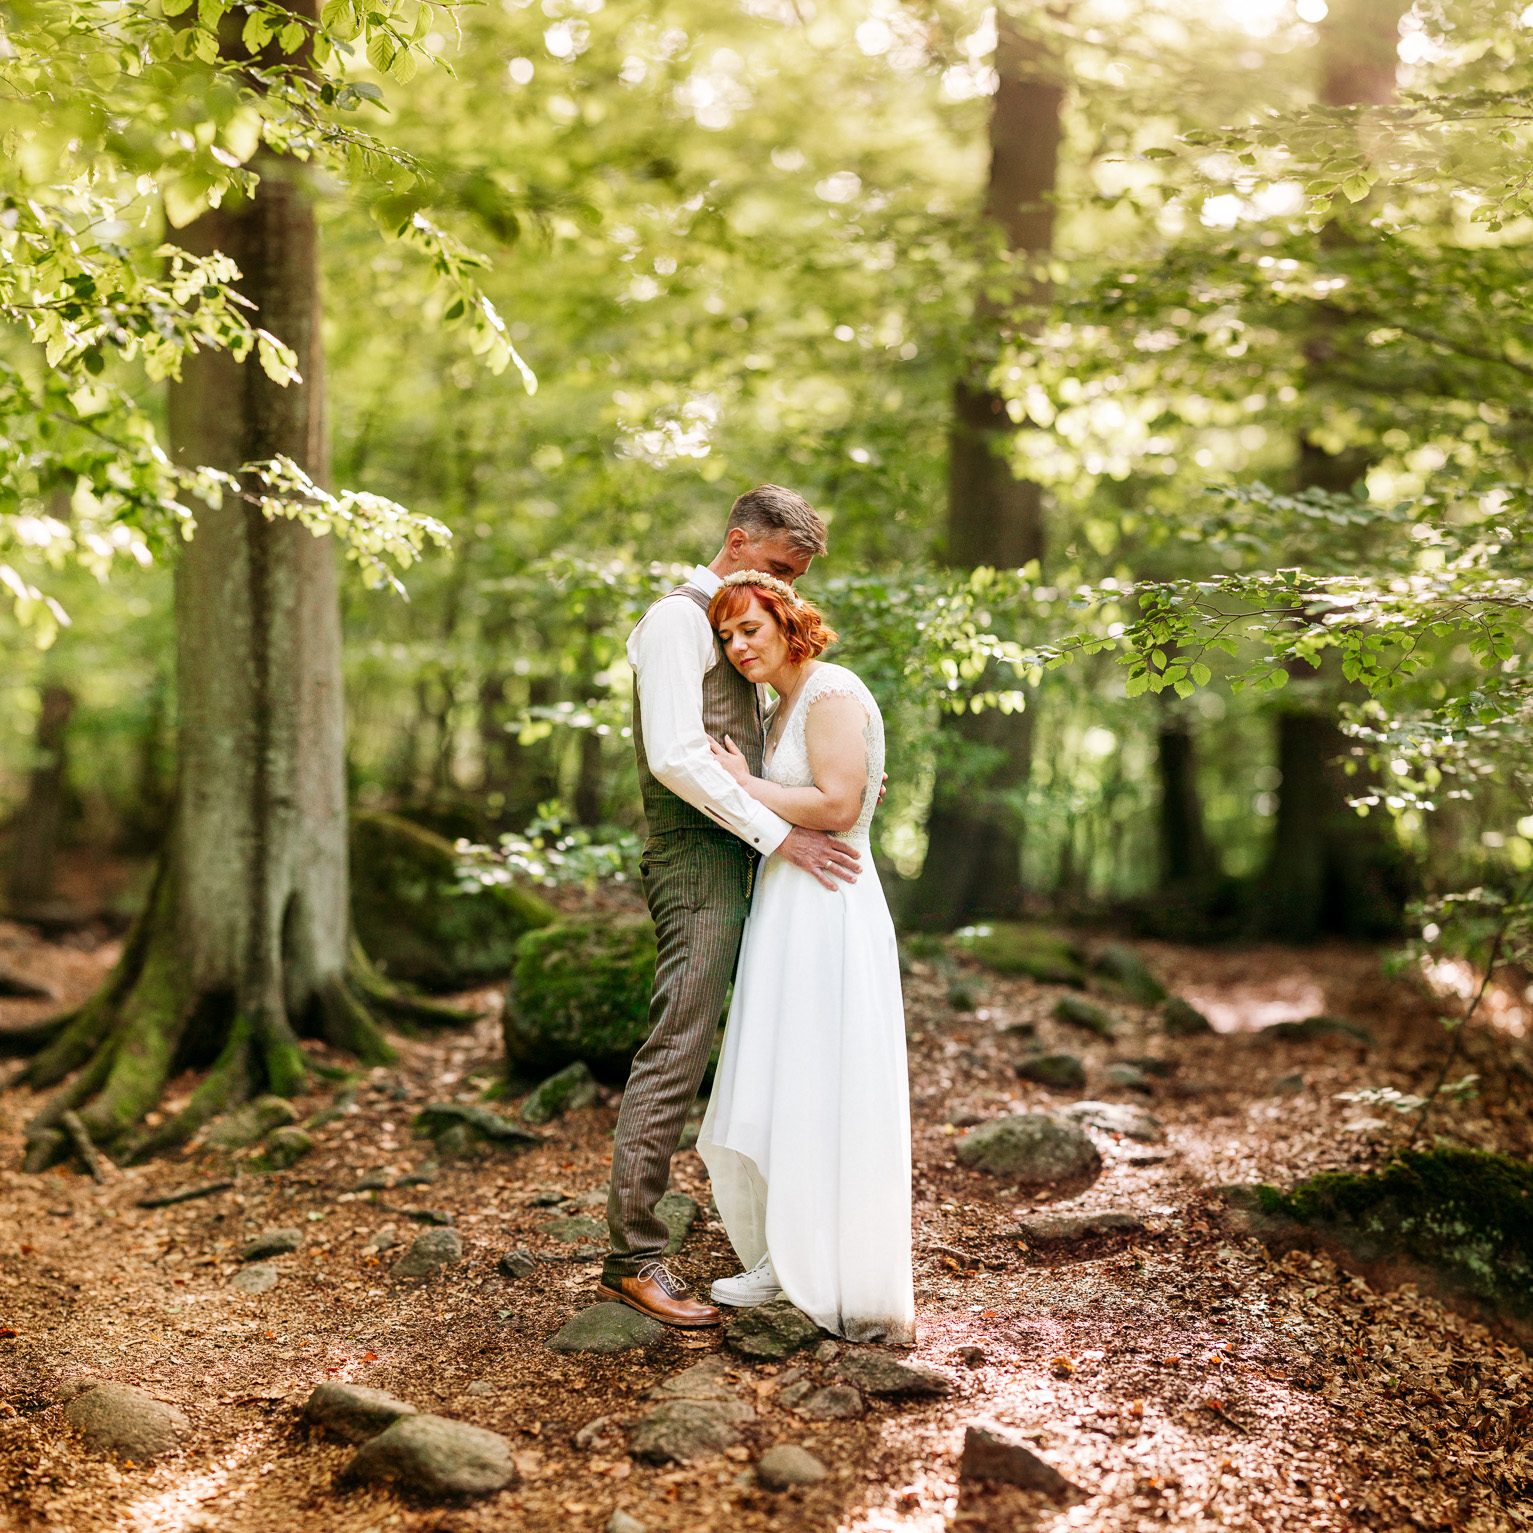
230;1263;278;1294
1162;997;1214;1036
520;1061;600;1125
64;1383;190;1460
497;1247;538;1279
365;1224;400;1253
657;1190;699;1256
955;1113;1102;1184
959;1425;1081;1497
240;1227;302;1262
1272;1071;1307;1095
792;1385;864;1420
397;1160;440;1187
833;1351;953;1398
412;1101;542;1150
724;1298;821;1361
1101;1062;1152;1092
644;1355;739;1402
1052;995;1120;1038
1061;1100;1165;1143
540;1215;607;1243
814;1340;841;1363
1015;1052;1086;1090
345;1413;515;1498
1265;1014;1374;1046
403;1207;455;1226
756;1444;829;1489
529;1187;570;1207
1089;944;1168;1005
206;1095;298;1149
258;1127;313;1170
465;1380;495;1398
1121;1055;1177;1077
955;1345;988;1367
607;1513;646;1533
354;1169;391;1191
630;1399;755;1464
1011;1209;1145;1244
302;1382;417;1444
548;1302;665;1355
391;1228;463;1281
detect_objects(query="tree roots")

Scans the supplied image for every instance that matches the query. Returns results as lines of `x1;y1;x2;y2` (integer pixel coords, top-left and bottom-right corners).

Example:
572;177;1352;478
7;860;480;1171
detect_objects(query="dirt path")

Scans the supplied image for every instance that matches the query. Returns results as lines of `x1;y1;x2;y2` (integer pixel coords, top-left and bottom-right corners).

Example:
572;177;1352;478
0;922;1528;1533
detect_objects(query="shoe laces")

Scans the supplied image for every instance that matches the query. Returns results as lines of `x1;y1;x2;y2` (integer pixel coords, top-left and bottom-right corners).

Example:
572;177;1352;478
636;1259;686;1297
747;1251;775;1278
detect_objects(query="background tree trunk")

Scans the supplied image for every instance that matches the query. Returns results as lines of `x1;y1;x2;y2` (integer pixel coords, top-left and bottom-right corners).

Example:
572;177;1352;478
1258;0;1410;941
906;9;1063;929
5;684;75;916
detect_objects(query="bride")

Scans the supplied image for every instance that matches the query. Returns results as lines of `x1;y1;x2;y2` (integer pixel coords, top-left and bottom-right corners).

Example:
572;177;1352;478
694;569;916;1346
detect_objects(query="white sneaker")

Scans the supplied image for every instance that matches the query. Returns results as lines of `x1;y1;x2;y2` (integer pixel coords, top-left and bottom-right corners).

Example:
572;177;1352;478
710;1251;783;1307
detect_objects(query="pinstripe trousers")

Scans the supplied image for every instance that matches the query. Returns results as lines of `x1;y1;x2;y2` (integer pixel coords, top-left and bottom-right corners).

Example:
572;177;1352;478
603;827;755;1280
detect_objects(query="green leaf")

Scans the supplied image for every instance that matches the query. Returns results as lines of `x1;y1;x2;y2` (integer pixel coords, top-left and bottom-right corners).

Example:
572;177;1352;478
279;18;305;50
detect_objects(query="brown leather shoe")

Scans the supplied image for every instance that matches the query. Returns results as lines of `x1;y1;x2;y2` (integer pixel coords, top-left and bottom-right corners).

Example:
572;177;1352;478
597;1260;721;1328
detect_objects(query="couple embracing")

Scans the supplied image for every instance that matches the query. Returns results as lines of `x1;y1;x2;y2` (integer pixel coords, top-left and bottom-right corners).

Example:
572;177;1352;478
595;484;916;1346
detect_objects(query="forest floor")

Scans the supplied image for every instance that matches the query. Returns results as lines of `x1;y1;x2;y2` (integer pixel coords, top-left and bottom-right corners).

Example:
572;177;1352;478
0;894;1530;1533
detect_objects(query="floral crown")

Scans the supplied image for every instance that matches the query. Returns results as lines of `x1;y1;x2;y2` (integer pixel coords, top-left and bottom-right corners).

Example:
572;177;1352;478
718;569;801;605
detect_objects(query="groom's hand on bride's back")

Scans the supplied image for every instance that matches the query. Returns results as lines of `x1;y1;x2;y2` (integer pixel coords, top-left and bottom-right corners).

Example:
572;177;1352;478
777;826;861;889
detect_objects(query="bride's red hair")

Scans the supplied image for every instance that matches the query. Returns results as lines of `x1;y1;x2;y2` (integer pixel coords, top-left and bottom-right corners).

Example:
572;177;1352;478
708;580;838;664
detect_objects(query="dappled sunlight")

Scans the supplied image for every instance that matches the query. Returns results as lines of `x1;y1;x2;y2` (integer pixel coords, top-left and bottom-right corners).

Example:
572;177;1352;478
1182;980;1328;1033
118;1434;260;1533
1419;955;1530;1039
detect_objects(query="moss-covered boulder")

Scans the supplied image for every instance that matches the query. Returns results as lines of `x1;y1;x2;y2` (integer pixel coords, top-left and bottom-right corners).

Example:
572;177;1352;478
1222;1147;1533;1340
1161;996;1215;1036
1264;1014;1374;1046
350;809;555;991
503;916;661;1082
1052;994;1120;1038
520;1061;600;1125
953;924;1087;987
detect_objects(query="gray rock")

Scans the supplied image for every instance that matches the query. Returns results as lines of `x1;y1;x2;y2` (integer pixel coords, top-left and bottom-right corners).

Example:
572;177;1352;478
302;1382;417;1443
64;1382;190;1460
412;1101;542;1149
724;1298;821;1361
644;1355;739;1402
959;1425;1081;1497
397;1160;439;1186
240;1227;302;1261
497;1247;538;1279
529;1187;570;1207
1271;1071;1307;1095
259;1127;313;1170
365;1224;400;1253
540;1215;607;1243
1265;1014;1374;1046
207;1095;298;1149
955;1112;1101;1184
391;1227;463;1281
1011;1209;1145;1244
345;1413;515;1498
1120;1054;1177;1077
465;1380;495;1398
354;1169;392;1191
657;1191;699;1256
1162;996;1214;1036
1062;1100;1165;1143
403;1207;455;1226
630;1399;755;1465
607;1513;647;1533
833;1351;953;1398
757;1444;828;1489
1101;1062;1152;1092
548;1301;665;1354
230;1263;278;1294
1015;1052;1086;1090
791;1385;864;1420
1052;995;1120;1038
520;1061;600;1125
1090;944;1168;1005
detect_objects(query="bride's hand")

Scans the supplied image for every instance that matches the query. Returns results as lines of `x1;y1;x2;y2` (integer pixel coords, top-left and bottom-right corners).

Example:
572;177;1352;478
709;734;753;786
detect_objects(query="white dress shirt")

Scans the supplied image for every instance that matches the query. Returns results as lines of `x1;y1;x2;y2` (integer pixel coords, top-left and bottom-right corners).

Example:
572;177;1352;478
628;565;793;855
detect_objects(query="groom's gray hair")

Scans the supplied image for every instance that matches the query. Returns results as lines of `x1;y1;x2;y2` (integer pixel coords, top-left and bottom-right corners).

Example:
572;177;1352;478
726;484;828;556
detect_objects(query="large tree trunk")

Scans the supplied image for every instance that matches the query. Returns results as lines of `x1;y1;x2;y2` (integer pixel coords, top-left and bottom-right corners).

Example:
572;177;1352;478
906;10;1063;929
5;684;75;916
1258;0;1410;940
12;0;418;1169
1155;714;1221;895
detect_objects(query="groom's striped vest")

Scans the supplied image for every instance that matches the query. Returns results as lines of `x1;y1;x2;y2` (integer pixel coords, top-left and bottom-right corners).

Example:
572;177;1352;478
633;584;766;835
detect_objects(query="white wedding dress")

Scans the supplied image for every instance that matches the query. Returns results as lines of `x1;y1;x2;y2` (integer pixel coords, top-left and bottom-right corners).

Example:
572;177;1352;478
697;661;916;1345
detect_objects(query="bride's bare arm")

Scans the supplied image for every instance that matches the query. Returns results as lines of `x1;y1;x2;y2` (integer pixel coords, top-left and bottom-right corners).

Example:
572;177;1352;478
710;694;869;835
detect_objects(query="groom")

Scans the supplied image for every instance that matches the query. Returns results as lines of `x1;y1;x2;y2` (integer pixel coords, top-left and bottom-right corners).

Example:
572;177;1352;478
598;485;862;1327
